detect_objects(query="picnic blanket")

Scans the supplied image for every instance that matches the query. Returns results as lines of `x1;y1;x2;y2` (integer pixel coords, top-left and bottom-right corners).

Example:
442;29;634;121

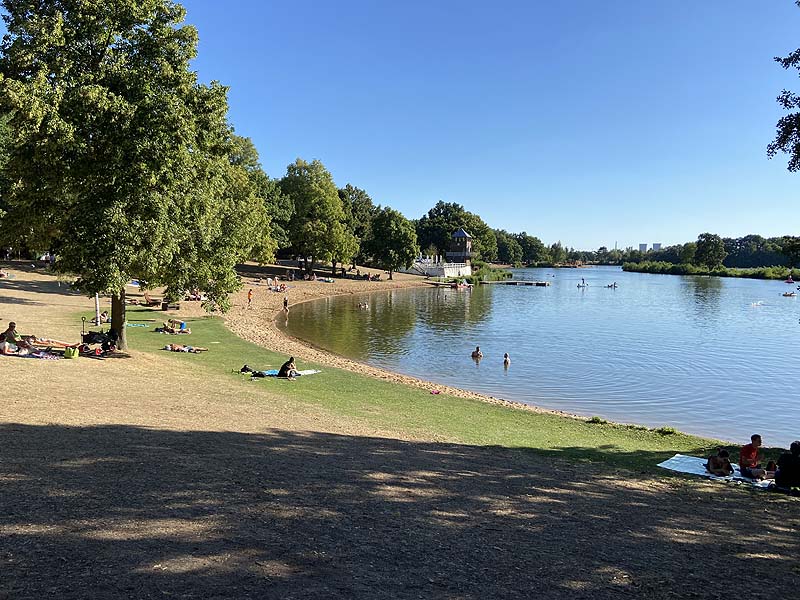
657;454;773;489
1;350;61;360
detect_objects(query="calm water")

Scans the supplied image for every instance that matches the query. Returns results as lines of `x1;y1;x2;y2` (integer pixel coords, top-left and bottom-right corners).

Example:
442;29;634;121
279;267;800;446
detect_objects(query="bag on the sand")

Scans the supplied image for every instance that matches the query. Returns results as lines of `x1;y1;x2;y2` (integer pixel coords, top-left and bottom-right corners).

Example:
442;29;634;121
63;347;78;359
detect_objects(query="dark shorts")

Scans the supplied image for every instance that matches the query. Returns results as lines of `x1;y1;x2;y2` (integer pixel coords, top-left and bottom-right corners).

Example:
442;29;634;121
740;466;761;478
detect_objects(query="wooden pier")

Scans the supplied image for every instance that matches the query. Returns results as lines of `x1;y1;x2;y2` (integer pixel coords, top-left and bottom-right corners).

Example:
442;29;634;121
480;280;551;286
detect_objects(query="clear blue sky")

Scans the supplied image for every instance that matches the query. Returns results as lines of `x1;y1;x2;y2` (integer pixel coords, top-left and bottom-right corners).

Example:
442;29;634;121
114;2;800;248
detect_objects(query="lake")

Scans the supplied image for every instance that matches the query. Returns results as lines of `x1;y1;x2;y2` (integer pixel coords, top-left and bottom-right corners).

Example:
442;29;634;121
279;267;800;447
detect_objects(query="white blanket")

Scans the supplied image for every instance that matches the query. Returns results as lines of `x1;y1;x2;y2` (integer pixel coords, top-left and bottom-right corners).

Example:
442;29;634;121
657;454;772;489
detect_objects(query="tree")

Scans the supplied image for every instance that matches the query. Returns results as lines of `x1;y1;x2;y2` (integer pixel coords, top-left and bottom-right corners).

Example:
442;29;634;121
229;134;291;253
769;3;800;171
782;236;800;267
365;207;419;280
279;158;351;273
514;232;548;264
694;233;727;268
0;0;271;349
494;230;523;265
338;184;376;265
415;201;496;261
549;241;567;265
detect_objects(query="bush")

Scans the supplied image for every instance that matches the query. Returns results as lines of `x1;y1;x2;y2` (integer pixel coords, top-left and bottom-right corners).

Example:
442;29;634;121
587;416;608;424
654;426;677;436
623;261;794;281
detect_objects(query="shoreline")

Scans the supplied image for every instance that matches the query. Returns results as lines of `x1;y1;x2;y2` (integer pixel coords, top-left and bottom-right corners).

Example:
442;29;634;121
213;269;628;425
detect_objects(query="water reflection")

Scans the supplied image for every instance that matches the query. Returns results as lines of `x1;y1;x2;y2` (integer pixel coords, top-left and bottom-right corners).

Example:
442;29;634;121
420;286;493;331
680;276;723;325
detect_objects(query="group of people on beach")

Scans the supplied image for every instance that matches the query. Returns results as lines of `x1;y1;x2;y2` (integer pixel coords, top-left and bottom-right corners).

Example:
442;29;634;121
707;434;800;489
471;346;511;367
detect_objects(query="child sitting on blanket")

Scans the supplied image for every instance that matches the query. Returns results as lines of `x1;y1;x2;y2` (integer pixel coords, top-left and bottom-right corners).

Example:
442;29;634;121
706;448;734;476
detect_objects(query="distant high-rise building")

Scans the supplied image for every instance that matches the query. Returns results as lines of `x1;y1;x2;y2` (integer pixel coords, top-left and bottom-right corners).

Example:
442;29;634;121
639;243;648;253
652;243;662;251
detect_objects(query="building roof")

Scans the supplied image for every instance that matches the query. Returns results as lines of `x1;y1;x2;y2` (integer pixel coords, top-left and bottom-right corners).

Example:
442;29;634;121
452;228;472;239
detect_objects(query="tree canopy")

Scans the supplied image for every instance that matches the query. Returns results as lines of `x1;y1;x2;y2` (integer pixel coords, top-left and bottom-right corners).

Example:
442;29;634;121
768;1;800;171
694;233;727;268
0;0;273;347
279;158;355;273
365;207;419;279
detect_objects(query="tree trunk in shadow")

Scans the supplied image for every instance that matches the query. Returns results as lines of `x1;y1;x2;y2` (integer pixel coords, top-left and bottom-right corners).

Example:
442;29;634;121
111;288;127;351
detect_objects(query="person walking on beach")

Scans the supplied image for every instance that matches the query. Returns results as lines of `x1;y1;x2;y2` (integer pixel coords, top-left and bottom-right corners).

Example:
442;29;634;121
283;295;289;312
247;288;253;308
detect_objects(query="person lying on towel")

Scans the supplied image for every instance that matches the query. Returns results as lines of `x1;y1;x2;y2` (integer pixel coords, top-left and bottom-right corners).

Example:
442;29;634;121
163;344;207;353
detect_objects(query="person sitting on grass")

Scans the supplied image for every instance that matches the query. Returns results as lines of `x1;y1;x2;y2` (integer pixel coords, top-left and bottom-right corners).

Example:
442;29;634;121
163;344;208;353
706;448;734;476
0;321;36;352
739;434;770;480
278;356;299;379
776;441;800;489
161;319;191;334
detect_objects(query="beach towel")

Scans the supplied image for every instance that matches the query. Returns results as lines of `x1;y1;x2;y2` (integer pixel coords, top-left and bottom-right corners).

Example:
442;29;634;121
252;369;322;378
657;454;772;489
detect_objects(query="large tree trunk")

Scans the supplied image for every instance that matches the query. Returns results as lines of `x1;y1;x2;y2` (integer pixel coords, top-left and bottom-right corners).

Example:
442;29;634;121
111;288;127;351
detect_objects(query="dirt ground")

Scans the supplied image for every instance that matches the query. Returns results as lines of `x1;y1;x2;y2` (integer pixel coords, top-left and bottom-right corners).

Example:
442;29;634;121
1;264;798;599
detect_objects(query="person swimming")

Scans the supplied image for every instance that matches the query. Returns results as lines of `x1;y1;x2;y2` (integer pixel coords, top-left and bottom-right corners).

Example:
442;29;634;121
471;346;483;359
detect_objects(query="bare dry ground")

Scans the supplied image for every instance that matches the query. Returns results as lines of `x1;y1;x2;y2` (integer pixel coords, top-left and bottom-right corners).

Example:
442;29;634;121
1;264;798;599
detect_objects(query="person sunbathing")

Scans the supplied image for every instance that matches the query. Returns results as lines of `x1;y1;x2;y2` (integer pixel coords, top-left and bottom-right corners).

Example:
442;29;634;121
163;343;207;353
705;449;734;476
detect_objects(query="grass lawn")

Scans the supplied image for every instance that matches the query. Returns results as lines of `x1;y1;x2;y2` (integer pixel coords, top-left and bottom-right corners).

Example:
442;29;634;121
113;306;734;472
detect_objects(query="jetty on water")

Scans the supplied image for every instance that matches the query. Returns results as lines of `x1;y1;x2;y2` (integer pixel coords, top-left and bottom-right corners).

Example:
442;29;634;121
480;280;551;286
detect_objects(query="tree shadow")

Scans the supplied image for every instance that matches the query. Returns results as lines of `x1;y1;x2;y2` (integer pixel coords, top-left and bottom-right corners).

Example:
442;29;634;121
1;424;797;599
0;275;84;298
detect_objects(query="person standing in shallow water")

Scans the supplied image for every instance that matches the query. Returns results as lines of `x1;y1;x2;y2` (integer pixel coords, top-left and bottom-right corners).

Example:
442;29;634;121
471;346;483;359
503;353;511;368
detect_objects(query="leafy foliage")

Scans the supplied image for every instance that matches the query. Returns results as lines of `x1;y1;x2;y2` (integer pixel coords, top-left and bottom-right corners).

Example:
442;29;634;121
0;0;273;346
415;201;496;261
338;183;377;265
694;233;728;268
365;207;418;278
279;158;355;272
768;3;800;171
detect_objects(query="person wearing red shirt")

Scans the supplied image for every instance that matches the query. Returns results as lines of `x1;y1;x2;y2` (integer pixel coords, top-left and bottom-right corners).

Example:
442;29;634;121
740;434;767;480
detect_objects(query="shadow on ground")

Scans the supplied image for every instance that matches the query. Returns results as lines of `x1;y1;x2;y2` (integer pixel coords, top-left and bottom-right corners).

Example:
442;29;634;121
1;424;797;600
